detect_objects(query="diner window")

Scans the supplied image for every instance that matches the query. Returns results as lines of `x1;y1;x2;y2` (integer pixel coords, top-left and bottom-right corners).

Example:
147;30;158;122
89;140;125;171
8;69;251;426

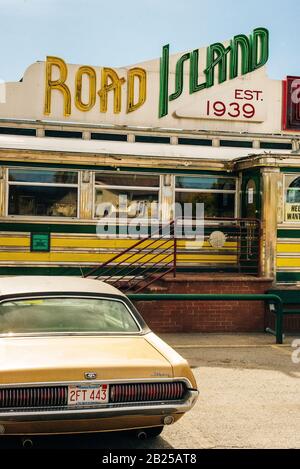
286;176;300;202
94;172;160;219
175;176;236;218
7;168;79;218
285;175;300;222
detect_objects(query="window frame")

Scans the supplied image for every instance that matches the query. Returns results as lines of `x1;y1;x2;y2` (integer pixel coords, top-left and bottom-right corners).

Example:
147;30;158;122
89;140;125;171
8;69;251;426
93;170;161;223
283;173;300;224
0;294;143;337
6;167;80;220
174;174;238;219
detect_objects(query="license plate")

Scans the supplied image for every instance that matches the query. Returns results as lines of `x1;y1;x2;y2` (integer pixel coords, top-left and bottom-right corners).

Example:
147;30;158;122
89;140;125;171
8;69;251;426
68;384;109;405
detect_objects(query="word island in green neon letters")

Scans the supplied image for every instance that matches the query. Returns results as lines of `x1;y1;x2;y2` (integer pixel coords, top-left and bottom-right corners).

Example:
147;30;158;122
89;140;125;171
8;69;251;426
159;27;269;118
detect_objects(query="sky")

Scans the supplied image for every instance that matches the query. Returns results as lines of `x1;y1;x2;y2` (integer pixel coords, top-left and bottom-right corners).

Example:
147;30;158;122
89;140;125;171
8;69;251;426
0;0;299;82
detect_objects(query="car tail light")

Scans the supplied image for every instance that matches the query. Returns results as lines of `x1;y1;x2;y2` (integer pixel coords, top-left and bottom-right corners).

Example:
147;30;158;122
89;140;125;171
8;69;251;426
0;381;187;410
0;386;68;408
109;381;186;403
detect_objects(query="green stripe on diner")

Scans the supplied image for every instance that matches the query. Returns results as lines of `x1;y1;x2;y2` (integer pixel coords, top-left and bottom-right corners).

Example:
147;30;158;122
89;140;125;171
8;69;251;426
0;266;87;276
0;222;244;236
0;266;240;277
278;229;300;239
276;272;300;282
0;160;233;175
280;168;300;173
0;222;98;234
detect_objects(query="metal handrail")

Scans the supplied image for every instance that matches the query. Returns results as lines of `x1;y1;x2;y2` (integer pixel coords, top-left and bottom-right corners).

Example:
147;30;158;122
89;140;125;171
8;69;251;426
124;264;175;293
95;237;174;282
84;217;262;290
118;242;174;290
100;244;174;291
127;293;284;344
84;220;175;278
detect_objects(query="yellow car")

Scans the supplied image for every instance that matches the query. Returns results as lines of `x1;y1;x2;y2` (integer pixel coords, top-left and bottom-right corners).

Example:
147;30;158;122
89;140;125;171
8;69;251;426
0;276;198;440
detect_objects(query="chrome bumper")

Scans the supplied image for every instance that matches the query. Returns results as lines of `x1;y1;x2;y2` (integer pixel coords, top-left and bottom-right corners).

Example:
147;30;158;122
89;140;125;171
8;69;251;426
0;390;199;423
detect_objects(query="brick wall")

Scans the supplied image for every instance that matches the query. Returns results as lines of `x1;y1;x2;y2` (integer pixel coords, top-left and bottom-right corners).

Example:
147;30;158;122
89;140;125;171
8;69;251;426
132;274;274;333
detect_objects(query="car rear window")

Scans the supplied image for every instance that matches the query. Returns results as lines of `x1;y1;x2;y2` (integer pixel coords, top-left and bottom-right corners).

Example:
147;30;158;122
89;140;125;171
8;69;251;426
0;297;140;334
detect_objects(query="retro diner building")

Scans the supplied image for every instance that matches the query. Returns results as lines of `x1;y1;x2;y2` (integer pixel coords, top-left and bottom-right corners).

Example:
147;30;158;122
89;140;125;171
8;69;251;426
0;27;300;332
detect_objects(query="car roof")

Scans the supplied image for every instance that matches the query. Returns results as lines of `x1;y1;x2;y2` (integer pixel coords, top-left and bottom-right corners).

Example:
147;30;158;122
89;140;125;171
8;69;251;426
0;276;126;298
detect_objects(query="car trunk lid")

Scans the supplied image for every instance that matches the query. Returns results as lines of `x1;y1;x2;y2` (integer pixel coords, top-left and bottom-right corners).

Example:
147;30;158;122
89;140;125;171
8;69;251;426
0;335;173;384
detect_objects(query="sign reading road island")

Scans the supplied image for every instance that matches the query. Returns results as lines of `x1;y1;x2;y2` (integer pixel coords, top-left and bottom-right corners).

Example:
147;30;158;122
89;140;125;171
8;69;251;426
0;27;287;133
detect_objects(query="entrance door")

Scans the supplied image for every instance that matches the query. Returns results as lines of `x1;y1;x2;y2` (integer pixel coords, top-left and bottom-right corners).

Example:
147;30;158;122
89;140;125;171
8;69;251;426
240;170;261;275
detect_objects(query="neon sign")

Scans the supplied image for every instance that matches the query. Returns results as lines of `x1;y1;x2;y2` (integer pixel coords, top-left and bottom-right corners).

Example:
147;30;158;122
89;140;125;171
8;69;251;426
159;27;269;117
43;27;269;120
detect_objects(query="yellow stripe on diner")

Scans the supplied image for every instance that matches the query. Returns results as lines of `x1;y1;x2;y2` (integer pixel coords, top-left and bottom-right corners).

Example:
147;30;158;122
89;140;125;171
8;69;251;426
177;240;237;249
0;236;238;251
277;243;300;253
51;238;144;249
0;252;237;263
0;237;30;247
277;258;300;268
52;238;237;249
0;237;173;250
0;252;168;262
177;254;237;261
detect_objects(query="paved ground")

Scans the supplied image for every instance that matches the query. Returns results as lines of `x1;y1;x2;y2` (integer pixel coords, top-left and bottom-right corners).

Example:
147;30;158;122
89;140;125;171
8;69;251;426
161;333;300;449
1;333;300;449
